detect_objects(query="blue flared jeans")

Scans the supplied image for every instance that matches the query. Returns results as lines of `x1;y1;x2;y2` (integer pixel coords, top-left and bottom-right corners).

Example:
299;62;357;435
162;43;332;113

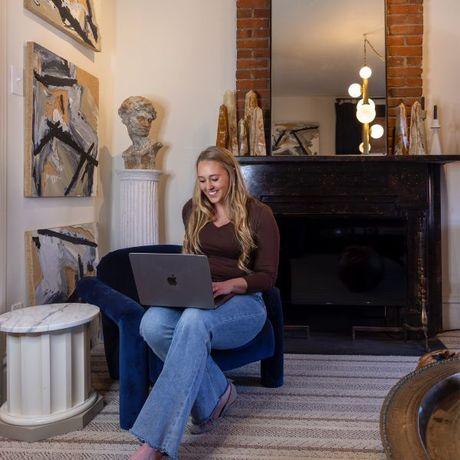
129;292;267;459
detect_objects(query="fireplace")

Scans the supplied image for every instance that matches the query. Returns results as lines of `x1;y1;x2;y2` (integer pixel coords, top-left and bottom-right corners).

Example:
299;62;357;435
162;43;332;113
239;155;460;336
280;216;407;306
277;215;407;332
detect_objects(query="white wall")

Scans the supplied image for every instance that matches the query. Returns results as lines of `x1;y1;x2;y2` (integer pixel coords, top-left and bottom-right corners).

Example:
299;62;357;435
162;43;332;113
272;96;336;155
3;0;235;312
424;0;460;328
110;0;236;248
4;0;115;312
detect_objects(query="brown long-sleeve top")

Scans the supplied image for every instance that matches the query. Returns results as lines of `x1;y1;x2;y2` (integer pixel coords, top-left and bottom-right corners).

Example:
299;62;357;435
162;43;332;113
182;198;280;293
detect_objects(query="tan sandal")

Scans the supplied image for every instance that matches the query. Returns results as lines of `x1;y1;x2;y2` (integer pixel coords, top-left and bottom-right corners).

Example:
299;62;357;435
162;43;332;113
190;382;237;434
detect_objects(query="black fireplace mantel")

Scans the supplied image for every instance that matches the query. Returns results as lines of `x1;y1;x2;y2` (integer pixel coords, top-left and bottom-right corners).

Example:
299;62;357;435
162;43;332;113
238;155;460;164
238;155;460;335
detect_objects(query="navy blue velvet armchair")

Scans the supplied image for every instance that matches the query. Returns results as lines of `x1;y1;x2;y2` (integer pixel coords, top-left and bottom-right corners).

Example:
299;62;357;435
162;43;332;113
76;244;284;430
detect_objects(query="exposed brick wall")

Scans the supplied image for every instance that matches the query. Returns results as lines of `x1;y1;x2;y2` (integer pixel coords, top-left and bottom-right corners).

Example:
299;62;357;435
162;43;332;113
236;0;271;144
386;0;423;152
236;0;424;154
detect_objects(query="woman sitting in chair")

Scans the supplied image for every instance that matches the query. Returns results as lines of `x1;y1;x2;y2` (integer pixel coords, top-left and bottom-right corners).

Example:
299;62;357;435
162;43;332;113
130;146;280;460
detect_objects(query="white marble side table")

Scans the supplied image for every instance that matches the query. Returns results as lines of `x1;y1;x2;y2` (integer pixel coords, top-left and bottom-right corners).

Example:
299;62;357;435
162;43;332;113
0;303;103;441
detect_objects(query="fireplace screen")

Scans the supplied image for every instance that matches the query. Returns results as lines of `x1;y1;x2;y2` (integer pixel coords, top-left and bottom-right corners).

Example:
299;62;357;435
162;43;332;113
278;217;407;307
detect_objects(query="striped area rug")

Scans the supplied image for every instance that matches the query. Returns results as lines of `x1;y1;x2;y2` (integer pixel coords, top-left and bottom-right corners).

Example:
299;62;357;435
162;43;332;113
0;331;458;459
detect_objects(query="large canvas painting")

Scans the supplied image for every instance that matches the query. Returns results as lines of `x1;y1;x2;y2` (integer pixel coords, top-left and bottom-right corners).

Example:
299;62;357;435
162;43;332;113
24;0;101;52
26;223;98;305
272;122;320;156
25;42;99;197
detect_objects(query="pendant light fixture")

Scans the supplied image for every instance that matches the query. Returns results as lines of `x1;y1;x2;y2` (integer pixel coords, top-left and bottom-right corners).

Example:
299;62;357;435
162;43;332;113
348;34;384;154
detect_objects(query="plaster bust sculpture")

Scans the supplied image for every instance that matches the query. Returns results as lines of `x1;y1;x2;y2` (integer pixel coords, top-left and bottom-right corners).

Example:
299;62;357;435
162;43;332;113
118;96;163;169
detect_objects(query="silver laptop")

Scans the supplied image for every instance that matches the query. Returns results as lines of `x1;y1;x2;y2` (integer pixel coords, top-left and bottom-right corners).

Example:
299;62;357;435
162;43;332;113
129;253;231;309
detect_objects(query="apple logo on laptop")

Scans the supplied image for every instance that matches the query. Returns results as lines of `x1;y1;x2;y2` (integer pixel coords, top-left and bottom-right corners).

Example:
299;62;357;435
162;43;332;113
167;274;177;286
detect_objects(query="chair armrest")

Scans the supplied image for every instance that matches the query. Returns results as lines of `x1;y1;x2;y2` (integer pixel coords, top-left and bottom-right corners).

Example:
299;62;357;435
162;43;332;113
96;244;182;301
76;276;146;324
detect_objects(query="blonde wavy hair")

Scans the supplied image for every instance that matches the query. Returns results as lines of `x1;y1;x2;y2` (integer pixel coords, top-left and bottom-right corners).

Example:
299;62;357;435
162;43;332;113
183;146;256;272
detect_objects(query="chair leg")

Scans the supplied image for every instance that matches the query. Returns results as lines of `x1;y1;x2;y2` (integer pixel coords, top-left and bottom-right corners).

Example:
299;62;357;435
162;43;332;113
262;288;284;388
261;353;284;387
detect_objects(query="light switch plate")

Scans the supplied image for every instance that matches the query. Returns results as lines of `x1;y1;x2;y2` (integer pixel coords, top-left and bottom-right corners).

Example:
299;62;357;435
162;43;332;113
9;65;24;97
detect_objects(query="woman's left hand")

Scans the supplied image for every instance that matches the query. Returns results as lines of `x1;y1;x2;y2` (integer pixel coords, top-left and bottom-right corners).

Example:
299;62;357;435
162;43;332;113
212;277;248;297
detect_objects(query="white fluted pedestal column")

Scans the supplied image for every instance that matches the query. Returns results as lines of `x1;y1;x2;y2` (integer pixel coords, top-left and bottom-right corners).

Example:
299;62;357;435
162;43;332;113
0;303;103;441
117;169;162;248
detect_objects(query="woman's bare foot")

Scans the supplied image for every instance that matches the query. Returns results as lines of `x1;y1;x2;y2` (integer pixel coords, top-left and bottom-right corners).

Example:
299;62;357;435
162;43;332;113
130;443;163;460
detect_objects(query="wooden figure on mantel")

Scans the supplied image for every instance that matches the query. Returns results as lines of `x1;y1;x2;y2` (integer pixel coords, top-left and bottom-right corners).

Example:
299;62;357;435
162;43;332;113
216;104;229;149
408;100;427;155
224;90;239;155
243;90;266;156
216;89;266;156
118;96;163;169
393;102;409;155
238;118;249;156
216;90;239;156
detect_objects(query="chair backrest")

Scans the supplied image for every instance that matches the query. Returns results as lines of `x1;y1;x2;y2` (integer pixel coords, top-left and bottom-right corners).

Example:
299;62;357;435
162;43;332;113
97;244;182;302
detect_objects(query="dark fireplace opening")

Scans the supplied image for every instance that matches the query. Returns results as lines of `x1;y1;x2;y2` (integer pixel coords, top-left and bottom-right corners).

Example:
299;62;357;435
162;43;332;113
277;215;408;333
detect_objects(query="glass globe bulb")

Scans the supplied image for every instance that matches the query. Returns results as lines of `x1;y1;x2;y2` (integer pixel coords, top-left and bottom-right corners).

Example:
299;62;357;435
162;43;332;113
348;83;362;98
359;66;372;79
359;142;371;153
370;123;384;139
356;103;376;124
357;98;375;109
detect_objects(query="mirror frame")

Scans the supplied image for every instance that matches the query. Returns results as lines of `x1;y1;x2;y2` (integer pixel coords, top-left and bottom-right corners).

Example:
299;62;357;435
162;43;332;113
236;0;423;154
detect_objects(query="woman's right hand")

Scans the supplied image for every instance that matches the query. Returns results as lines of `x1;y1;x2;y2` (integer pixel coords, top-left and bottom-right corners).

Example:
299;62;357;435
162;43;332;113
212;277;247;297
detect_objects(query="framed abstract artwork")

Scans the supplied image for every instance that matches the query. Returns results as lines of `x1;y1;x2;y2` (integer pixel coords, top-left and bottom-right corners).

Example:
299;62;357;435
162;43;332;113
24;0;101;52
272;122;320;156
25;223;98;305
25;42;99;197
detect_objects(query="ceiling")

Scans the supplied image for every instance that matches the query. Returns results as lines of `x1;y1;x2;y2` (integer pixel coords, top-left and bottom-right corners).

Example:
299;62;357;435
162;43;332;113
272;0;386;98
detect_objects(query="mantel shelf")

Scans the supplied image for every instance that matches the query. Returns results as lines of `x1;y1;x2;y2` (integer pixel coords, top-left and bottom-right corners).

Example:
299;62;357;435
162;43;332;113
237;155;460;165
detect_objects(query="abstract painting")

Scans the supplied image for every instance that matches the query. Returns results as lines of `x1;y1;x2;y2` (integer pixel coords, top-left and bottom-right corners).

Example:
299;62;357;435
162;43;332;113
272;122;320;156
25;42;99;197
26;223;98;305
24;0;101;52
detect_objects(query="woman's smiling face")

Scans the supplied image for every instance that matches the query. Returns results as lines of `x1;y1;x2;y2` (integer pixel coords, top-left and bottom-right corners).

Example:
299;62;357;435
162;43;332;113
197;160;230;205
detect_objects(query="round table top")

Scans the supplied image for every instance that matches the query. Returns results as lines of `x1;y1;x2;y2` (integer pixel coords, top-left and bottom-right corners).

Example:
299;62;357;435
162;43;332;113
0;303;100;333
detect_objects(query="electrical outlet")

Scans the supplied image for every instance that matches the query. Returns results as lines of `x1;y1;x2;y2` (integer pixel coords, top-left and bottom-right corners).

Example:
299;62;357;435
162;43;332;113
10;302;23;311
9;65;24;97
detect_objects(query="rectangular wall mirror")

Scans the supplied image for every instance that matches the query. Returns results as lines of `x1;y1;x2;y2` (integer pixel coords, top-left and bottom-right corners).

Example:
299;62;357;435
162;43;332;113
271;0;386;156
